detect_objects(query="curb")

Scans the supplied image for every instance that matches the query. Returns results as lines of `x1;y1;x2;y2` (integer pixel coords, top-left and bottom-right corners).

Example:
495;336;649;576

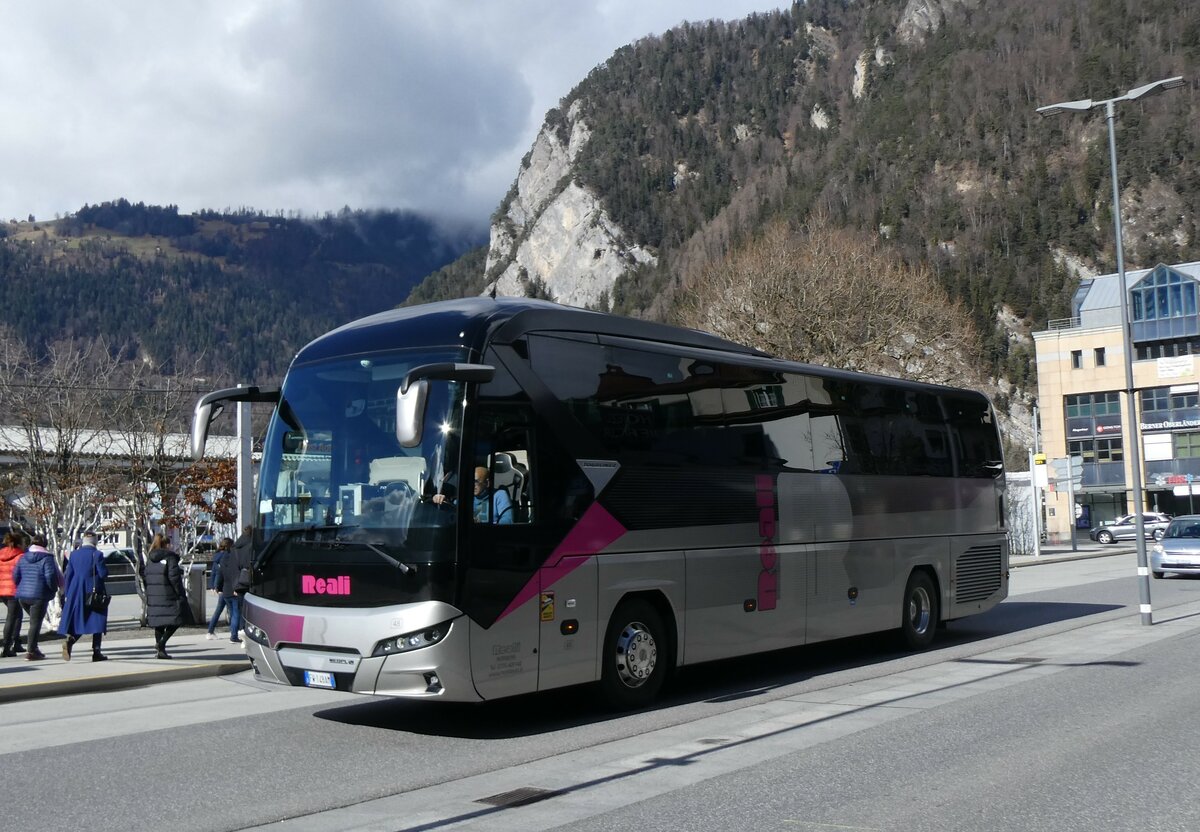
0;660;250;705
1011;547;1135;568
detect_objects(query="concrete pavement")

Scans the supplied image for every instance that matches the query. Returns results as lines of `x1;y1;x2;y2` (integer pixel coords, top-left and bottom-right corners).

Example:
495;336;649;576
0;589;251;703
0;539;1141;704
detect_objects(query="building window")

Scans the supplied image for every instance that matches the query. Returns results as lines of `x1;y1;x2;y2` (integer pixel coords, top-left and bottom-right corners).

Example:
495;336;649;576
1071;349;1083;369
1096;437;1123;463
1175;433;1200;458
1094;347;1106;367
1069;437;1124;463
1132;266;1198;323
1065;392;1120;418
1136;337;1200;360
1141;386;1199;419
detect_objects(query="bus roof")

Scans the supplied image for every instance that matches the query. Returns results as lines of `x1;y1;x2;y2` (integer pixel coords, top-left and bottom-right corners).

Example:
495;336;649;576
293;297;991;404
294;297;766;365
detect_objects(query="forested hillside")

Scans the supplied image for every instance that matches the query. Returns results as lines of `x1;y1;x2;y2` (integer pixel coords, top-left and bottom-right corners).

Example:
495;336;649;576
414;0;1200;394
0;200;484;380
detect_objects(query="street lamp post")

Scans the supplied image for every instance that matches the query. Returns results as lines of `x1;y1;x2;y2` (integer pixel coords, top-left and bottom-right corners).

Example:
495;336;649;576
1037;76;1186;626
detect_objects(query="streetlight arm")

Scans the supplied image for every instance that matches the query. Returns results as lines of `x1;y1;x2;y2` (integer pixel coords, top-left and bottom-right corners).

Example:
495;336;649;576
1036;99;1095;116
1124;76;1186;101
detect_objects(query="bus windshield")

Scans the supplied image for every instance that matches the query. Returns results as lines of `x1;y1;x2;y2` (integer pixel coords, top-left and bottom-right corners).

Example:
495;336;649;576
256;348;467;565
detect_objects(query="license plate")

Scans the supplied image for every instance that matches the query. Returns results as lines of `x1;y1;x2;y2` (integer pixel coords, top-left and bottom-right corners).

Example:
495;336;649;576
303;670;335;689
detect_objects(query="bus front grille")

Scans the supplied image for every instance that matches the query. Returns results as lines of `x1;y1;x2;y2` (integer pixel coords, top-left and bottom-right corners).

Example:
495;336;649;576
955;544;1002;603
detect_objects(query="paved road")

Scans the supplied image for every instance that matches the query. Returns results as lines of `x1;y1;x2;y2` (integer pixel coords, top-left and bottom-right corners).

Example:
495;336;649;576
4;555;1199;832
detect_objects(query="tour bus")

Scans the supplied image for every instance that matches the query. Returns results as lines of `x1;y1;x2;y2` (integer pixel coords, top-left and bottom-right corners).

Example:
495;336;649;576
191;297;1007;708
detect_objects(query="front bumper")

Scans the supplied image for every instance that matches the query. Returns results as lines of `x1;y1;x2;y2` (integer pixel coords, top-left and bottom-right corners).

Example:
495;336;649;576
1150;552;1200;575
242;595;481;701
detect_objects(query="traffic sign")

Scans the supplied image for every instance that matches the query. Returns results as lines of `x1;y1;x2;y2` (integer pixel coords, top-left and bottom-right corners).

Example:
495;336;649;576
1049;456;1083;486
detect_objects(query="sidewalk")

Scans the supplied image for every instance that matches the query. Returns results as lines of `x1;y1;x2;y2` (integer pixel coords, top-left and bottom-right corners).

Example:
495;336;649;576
0;590;251;704
1011;537;1137;567
0;540;1141;705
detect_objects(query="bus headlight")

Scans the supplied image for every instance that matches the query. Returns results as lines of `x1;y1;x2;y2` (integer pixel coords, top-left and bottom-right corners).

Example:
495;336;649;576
243;620;269;646
372;622;451;657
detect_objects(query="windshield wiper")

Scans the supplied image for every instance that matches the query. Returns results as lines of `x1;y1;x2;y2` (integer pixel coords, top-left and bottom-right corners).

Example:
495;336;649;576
360;542;416;575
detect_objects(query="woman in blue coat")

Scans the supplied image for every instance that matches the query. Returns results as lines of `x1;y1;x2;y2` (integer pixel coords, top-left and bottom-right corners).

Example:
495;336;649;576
58;531;109;662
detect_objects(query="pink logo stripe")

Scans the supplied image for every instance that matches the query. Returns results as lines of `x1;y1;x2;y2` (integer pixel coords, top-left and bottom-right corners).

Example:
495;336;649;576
243;599;305;646
496;502;627;622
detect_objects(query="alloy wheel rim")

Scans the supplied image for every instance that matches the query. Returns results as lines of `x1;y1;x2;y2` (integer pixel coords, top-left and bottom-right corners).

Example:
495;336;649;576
615;620;657;688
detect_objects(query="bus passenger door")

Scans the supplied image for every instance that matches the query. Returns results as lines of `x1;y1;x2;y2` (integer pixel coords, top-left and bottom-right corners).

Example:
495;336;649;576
467;526;542;701
466;405;544;700
537;555;598;691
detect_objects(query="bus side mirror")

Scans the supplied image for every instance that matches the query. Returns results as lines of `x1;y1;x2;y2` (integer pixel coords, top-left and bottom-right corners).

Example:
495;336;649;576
397;380;429;448
395;363;495;448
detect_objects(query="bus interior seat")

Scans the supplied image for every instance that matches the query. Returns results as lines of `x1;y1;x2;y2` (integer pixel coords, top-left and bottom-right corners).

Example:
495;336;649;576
491;452;525;518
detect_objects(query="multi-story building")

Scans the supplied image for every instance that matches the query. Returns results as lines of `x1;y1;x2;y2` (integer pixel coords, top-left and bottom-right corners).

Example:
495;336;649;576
1033;261;1200;542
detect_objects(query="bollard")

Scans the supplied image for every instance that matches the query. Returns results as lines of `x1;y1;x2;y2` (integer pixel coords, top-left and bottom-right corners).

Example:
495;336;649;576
186;563;207;626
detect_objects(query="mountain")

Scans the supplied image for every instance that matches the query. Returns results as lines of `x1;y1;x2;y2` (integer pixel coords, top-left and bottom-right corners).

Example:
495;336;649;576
408;0;1199;405
0;200;485;380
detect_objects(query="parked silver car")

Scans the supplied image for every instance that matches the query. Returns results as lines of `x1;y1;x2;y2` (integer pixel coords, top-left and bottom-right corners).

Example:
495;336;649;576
1151;515;1200;578
1088;512;1172;544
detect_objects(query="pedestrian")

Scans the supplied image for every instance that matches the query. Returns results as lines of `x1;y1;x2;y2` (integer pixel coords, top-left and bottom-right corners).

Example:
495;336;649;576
12;533;63;661
58;531;109;662
214;525;252;645
205;537;233;640
143;532;190;659
1;530;28;656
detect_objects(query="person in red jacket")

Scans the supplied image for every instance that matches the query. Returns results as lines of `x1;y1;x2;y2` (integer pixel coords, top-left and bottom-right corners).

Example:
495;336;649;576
0;530;28;657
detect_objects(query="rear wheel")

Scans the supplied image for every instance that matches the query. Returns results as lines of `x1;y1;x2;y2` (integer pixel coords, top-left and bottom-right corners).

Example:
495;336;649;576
900;570;939;650
600;598;668;709
1096;530;1114;544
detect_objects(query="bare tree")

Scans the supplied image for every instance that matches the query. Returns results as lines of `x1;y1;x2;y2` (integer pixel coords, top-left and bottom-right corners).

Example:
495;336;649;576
675;217;988;390
0;336;129;628
0;336;126;554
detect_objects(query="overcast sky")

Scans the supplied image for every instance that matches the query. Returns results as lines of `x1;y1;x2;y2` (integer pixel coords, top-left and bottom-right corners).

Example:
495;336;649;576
1;1;788;228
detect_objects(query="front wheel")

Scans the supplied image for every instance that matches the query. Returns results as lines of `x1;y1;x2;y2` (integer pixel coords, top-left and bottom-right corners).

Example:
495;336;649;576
900;570;940;651
1096;530;1114;544
600;598;668;709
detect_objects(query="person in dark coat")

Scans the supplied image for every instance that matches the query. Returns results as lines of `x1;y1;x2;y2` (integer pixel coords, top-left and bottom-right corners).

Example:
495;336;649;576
205;536;233;640
58;531;109;662
12;533;63;660
214;526;253;645
143;532;190;659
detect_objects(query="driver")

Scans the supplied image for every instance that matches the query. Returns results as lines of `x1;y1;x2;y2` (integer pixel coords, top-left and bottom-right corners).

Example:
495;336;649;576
472;467;513;525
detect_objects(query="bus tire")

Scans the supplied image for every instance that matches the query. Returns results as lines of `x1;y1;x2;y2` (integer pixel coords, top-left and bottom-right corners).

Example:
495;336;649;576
900;570;939;651
600;598;667;709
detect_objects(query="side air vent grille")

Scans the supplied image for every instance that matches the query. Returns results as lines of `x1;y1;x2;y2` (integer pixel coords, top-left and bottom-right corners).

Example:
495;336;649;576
955;544;1002;603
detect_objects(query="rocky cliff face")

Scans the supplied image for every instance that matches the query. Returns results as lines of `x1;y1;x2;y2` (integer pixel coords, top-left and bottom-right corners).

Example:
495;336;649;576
483;100;656;309
897;0;980;45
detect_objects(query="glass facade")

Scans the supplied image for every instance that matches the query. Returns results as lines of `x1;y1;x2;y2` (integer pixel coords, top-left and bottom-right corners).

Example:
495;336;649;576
1131;265;1200;344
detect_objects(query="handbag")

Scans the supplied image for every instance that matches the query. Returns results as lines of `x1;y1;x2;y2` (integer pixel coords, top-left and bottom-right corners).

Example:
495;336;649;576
234;566;252;594
87;554;111;614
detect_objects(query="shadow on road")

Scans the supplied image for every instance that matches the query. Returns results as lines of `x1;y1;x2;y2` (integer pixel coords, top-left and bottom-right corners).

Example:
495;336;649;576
312;598;1122;739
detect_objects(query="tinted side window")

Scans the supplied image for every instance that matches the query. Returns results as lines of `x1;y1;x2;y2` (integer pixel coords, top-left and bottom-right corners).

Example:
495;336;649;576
944;394;1003;478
